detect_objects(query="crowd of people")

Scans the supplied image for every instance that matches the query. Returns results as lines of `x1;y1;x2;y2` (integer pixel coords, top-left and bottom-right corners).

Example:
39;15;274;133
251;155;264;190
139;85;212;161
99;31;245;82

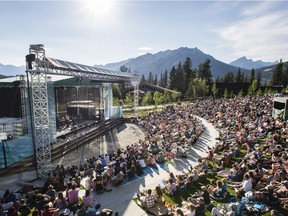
134;95;288;216
1;94;288;216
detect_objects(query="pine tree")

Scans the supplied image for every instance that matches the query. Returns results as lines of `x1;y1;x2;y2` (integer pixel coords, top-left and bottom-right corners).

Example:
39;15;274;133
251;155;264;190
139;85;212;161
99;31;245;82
235;68;244;83
183;57;193;92
147;72;154;84
282;62;288;88
163;70;168;88
140;74;146;84
175;62;185;94
197;59;212;84
249;68;255;84
271;59;283;86
154;74;158;85
169;66;177;90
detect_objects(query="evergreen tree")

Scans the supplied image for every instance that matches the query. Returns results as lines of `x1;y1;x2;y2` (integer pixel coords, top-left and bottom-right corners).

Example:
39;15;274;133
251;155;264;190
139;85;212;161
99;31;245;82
183;57;193;92
159;73;164;87
197;59;212;84
235;69;244;83
140;74;146;84
169;66;177;90
249;68;255;84
175;62;185;94
147;72;154;84
256;71;262;89
271;59;283;86
282;62;288;87
223;72;234;83
163;70;168;88
154;74;158;85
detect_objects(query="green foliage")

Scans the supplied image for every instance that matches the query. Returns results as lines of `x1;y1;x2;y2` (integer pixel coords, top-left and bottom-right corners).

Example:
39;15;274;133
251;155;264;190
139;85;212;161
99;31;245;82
229;90;234;98
113;98;121;106
153;91;164;106
197;59;212;84
256;88;262;95
169;66;177;90
171;90;180;101
223;88;229;99
248;79;258;96
283;62;288;88
124;92;134;107
223;71;234;83
183;57;194;92
163;91;171;104
147;72;154;84
249;68;255;84
235;68;245;83
271;59;283;86
141;91;152;106
186;78;205;98
112;84;122;99
211;82;218;98
237;89;244;97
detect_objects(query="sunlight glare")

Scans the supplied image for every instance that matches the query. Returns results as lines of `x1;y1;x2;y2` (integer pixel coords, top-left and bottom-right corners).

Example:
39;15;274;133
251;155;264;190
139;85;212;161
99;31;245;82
85;0;114;18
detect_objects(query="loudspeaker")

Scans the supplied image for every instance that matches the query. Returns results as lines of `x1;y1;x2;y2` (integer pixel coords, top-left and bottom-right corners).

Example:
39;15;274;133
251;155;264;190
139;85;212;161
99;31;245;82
25;54;35;69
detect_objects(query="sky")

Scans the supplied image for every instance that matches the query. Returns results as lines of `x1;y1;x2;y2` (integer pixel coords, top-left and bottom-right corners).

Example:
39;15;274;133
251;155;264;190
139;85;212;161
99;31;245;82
0;0;288;67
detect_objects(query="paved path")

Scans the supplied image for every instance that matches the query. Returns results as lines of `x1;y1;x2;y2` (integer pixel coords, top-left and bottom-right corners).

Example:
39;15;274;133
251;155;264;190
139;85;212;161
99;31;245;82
85;117;219;215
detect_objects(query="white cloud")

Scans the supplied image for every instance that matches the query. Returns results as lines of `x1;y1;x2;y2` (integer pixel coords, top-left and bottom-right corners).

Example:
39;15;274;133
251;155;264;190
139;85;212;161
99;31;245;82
138;47;153;52
215;2;288;62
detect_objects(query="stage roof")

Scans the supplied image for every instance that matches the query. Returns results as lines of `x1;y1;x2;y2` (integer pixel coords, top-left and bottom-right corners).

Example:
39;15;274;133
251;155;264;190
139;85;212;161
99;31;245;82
46;57;135;79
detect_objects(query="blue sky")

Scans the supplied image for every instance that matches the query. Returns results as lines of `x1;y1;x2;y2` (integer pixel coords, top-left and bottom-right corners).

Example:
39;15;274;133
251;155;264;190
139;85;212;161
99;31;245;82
0;0;288;66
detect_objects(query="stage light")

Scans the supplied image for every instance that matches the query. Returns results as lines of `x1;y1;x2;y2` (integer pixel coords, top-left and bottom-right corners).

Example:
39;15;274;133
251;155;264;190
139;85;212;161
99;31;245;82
26;54;35;70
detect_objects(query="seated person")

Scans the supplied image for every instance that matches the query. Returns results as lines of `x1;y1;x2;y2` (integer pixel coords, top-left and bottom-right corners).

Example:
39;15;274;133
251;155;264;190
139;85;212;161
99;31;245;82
208;180;223;198
146;154;158;168
111;171;125;186
186;197;205;215
92;177;106;194
163;179;177;196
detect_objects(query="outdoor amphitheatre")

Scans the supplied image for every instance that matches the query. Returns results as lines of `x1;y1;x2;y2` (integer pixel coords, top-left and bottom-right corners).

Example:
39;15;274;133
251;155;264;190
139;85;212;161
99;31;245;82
1;93;288;216
0;45;288;216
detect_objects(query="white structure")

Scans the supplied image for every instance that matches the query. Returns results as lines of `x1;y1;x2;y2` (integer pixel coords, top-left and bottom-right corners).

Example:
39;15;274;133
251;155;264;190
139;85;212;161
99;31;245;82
26;44;139;178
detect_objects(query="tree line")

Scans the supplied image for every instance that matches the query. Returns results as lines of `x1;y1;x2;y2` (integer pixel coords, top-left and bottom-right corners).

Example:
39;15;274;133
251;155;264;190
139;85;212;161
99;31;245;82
116;58;288;106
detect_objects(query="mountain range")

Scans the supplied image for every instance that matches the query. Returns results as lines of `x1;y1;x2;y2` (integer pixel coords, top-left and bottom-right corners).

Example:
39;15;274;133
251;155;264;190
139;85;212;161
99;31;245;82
0;63;25;77
230;56;277;70
0;47;278;81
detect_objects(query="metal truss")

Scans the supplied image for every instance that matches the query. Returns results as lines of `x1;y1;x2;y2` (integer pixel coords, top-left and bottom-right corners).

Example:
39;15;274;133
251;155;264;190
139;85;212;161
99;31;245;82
19;75;27;133
26;44;139;178
134;84;139;118
30;72;51;178
27;45;51;178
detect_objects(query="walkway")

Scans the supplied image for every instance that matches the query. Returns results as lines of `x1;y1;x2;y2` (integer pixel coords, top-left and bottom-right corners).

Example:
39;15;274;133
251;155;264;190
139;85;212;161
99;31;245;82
85;117;219;215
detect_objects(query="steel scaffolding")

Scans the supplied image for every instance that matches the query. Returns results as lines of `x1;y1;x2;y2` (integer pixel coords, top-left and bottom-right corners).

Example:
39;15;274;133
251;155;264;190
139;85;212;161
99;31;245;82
25;44;139;178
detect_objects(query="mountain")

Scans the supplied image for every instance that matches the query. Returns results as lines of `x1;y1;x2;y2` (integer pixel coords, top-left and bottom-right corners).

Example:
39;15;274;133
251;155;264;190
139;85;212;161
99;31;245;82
230;56;277;70
97;47;249;79
0;63;25;77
